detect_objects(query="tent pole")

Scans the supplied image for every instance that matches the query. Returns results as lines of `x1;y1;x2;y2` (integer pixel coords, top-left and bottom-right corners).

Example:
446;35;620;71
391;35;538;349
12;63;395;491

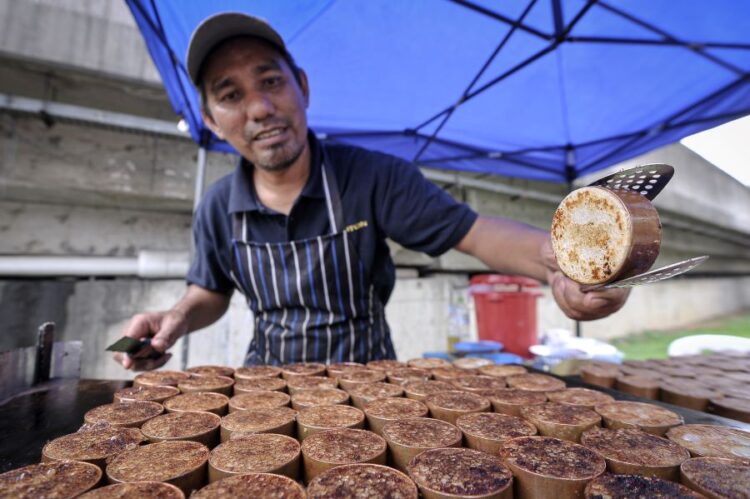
193;146;208;213
181;145;208;370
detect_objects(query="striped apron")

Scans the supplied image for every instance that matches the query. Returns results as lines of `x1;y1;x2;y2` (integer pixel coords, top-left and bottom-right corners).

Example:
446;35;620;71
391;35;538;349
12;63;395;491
230;158;397;365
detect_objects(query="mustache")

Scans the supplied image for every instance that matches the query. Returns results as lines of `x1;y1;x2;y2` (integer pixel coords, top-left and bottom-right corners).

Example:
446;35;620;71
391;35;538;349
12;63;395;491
244;120;290;141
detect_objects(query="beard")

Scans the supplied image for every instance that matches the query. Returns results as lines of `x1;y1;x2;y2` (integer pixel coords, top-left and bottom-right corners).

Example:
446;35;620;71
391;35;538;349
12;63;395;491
253;140;306;172
243;120;307;173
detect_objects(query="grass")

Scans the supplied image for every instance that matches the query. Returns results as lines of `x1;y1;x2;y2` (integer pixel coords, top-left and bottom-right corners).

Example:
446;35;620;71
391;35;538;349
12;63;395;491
611;311;750;360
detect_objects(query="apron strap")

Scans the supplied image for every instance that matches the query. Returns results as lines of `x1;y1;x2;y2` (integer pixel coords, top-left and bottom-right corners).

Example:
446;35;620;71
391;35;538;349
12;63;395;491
320;147;345;234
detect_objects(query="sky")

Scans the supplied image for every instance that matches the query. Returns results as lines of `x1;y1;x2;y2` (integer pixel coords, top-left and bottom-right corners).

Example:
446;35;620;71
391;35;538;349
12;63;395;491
681;115;750;186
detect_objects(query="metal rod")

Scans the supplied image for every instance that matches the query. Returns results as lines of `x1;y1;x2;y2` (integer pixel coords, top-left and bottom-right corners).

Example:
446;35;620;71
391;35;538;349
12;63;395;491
183;146;209;369
33;323;55;385
447;0;552;40
0;93;187;138
193;147;208;213
412;0;539;161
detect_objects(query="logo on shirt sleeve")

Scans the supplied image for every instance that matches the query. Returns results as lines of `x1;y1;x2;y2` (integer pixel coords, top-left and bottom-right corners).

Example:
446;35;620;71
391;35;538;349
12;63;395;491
345;220;369;233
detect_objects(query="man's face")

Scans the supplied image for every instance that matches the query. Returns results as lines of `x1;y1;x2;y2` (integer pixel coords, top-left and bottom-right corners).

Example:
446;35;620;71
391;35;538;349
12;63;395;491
201;38;310;172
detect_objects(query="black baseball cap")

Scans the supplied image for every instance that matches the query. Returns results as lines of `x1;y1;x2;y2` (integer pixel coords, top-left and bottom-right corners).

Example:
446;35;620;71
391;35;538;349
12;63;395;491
186;12;287;85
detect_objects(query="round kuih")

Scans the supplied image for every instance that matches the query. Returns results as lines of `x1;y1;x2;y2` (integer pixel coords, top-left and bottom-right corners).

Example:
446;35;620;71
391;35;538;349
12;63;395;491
709;396;750;423
476;388;547;417
280;362;327;379
220;406;297;441
163;392;229;416
551;185;661;285
520;403;601;442
228;390;290;412
408;447;513;499
301;428;387;482
234;365;282;380
407;358;452;369
285;375;338;395
0;461;102;499
387;367;432;385
78;482;185;499
42;425;146;468
383;417;463;448
177;375;234;396
308;464;418;499
326;361;367;378
191;473;305;499
140;411;221;447
364;397;429;435
338;369;387;389
666;424;750;460
546;388;614;409
382;417;463;472
581;427;690;481
366;359;406;371
680;457;750;499
133;370;190;387
431;367;477;381
501;436;606;499
424;390;491;425
403;380;457;401
106;440;209;494
297;404;365;440
347;381;404;409
595;401;683;436
83;401;163;428
186;365;235;377
456;412;537;454
478;364;528;378
506;373;566;392
113;384;180;403
659;384;716;412
584;474;704;498
616;374;660;399
450;375;507;392
208;433;300;482
291;388;349;410
233;376;287;394
452;357;493;369
579;364;619;388
301;429;387;464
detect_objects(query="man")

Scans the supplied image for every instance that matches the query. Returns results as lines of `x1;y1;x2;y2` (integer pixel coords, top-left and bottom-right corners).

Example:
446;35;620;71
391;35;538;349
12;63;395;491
115;12;628;370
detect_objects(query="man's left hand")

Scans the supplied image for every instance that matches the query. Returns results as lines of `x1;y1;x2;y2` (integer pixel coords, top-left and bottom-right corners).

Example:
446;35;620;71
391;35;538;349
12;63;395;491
541;237;630;321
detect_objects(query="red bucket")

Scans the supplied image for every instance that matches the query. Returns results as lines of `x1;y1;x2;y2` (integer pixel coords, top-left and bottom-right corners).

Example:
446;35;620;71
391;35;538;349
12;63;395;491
470;274;542;358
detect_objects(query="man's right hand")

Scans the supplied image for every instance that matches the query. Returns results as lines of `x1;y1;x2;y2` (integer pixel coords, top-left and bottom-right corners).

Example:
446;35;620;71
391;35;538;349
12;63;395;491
114;309;188;371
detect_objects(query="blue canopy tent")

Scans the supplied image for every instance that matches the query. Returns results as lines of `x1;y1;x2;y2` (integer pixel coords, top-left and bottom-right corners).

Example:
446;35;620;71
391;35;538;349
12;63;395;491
127;0;750;185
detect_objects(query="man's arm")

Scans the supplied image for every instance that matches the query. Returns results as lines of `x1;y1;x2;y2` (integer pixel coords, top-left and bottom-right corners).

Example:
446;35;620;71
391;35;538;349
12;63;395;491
455;215;630;321
114;284;231;371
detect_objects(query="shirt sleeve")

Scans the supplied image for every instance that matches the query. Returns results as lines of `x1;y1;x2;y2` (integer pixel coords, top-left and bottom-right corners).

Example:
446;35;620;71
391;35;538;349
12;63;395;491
185;183;235;295
373;153;478;257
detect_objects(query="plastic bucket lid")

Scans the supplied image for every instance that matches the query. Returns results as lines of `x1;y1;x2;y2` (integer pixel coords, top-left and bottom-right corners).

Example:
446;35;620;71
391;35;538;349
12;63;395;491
453;340;503;354
469;353;524;365
421;351;453;360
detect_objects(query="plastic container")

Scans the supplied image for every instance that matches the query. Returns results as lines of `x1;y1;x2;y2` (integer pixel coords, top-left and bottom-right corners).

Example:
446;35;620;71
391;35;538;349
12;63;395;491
453;340;503;355
421;352;453;360
470;275;542;358
473;353;524;365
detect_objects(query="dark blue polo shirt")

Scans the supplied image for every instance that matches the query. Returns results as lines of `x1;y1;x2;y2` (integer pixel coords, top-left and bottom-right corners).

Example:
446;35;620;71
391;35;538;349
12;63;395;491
187;132;478;305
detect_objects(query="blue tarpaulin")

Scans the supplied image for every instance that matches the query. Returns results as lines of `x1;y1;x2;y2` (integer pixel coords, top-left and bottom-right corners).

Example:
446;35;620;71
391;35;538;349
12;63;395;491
127;0;750;182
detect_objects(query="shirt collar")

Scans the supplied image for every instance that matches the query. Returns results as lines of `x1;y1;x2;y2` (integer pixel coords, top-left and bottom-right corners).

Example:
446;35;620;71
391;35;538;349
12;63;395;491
227;130;325;214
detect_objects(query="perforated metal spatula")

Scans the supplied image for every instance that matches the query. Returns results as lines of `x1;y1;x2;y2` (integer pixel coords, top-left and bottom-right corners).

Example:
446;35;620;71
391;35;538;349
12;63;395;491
578;164;708;292
588;163;674;201
581;255;709;291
